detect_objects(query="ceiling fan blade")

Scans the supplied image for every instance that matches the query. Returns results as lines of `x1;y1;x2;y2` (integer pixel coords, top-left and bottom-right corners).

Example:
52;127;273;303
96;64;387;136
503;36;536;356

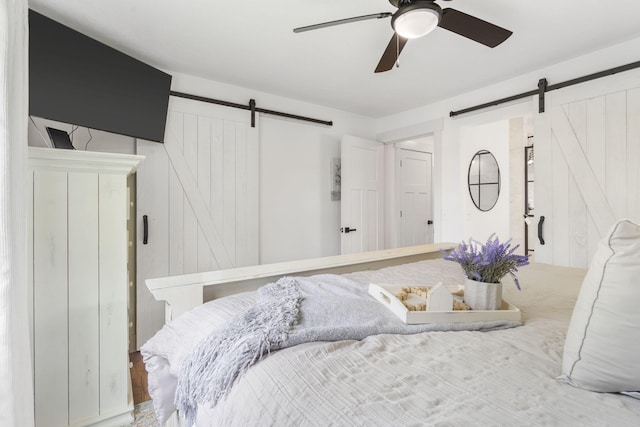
293;12;392;33
438;8;512;48
375;33;408;73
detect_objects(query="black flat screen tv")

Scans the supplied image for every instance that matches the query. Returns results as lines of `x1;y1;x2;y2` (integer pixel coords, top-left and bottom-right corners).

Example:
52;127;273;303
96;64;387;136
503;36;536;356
29;10;172;143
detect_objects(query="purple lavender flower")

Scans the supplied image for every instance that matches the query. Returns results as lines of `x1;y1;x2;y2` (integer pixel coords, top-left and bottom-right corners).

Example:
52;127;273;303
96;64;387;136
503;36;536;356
443;235;530;290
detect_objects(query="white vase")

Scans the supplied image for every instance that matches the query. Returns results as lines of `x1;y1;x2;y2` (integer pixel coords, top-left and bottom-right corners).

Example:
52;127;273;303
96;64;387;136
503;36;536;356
464;279;503;310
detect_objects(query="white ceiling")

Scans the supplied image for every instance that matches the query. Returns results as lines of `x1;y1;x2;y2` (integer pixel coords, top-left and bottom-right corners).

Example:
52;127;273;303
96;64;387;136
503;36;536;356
29;0;640;118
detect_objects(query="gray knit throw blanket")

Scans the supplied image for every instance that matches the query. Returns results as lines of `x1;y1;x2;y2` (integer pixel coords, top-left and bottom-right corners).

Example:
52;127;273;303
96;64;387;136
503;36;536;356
175;274;521;425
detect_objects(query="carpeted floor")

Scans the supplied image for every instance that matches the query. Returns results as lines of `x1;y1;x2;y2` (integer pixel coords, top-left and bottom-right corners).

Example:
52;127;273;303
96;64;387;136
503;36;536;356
127;401;158;427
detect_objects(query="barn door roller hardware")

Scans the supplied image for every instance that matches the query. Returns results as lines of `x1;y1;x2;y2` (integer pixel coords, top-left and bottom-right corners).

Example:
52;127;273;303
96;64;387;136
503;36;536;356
449;59;640;117
537;78;547;113
170;91;333;128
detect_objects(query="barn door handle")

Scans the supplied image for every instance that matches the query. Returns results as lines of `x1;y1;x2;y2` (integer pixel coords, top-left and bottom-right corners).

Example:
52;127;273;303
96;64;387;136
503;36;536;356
537;215;545;245
341;227;357;233
143;215;149;245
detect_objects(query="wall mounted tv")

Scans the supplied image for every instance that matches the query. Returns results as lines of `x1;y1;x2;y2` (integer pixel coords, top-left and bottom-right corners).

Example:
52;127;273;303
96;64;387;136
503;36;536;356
29;10;172;143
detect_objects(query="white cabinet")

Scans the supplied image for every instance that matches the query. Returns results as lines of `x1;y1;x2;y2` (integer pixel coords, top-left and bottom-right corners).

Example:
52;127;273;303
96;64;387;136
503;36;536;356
28;147;143;427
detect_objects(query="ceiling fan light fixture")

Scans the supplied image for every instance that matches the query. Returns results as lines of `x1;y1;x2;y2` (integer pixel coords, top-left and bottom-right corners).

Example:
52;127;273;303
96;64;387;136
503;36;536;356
392;3;440;39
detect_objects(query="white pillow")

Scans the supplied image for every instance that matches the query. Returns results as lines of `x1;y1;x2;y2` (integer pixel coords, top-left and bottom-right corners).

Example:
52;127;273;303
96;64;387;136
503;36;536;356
560;219;640;393
141;291;257;424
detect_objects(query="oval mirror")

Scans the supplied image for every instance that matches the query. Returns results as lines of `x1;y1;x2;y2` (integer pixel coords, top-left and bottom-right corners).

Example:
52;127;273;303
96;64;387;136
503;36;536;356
468;150;500;211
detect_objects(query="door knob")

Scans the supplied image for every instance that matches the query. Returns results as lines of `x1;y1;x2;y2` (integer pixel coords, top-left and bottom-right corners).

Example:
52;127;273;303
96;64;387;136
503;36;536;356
341;227;357;233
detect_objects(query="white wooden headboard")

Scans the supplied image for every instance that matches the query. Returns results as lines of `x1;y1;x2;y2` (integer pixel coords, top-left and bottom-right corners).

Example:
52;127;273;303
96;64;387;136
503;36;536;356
146;243;455;323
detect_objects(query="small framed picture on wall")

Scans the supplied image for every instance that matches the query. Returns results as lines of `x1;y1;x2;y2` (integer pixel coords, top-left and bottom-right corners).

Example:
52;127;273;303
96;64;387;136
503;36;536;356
331;157;341;201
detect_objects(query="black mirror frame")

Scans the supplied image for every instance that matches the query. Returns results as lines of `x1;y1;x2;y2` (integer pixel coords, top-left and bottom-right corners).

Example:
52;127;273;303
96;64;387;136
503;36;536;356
467;150;501;212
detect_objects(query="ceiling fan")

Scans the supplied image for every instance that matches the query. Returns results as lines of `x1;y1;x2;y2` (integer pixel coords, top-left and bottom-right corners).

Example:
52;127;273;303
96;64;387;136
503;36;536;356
293;0;513;73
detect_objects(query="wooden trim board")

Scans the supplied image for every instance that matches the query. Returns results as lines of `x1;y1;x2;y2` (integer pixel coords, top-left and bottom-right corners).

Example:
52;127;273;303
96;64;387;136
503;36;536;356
147;243;455;322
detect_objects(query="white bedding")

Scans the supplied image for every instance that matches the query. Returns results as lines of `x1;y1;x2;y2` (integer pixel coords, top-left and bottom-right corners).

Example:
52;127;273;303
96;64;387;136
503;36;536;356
142;259;640;426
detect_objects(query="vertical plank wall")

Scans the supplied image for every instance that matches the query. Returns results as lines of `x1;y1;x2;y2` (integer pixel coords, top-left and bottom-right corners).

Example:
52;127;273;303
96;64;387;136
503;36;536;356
535;80;640;267
67;173;100;423
98;174;130;415
136;100;259;348
33;170;68;426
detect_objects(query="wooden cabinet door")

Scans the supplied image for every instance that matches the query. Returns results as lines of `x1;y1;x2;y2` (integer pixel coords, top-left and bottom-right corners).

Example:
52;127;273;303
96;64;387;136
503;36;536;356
29;148;140;426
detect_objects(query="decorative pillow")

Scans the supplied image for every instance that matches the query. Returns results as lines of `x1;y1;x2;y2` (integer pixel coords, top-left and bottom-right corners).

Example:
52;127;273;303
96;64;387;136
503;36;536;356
560;219;640;393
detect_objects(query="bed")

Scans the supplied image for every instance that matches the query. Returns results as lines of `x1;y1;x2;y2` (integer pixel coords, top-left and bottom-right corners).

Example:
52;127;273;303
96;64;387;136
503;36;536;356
141;238;640;427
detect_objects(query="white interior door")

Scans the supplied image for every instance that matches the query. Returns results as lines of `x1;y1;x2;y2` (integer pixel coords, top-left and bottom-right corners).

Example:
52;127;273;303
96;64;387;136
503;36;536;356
340;135;384;254
534;71;640;267
136;97;259;347
398;149;433;246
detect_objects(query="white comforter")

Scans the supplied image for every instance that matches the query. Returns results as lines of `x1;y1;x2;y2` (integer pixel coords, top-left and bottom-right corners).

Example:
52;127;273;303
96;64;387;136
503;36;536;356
142;259;640;426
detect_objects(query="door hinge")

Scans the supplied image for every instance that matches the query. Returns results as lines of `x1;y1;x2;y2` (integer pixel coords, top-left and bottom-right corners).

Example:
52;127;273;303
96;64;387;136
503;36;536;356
400;210;402;218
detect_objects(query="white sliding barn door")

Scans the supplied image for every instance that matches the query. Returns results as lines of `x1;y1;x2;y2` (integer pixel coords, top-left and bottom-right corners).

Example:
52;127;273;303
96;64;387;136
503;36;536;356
534;72;640;267
341;135;384;254
136;98;259;347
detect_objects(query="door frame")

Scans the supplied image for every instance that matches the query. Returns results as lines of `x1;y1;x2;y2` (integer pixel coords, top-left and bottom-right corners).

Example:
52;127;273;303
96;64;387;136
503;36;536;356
523;143;535;255
376;118;443;244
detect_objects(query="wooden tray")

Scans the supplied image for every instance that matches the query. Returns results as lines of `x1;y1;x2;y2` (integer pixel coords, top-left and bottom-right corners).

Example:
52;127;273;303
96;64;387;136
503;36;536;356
368;283;522;324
